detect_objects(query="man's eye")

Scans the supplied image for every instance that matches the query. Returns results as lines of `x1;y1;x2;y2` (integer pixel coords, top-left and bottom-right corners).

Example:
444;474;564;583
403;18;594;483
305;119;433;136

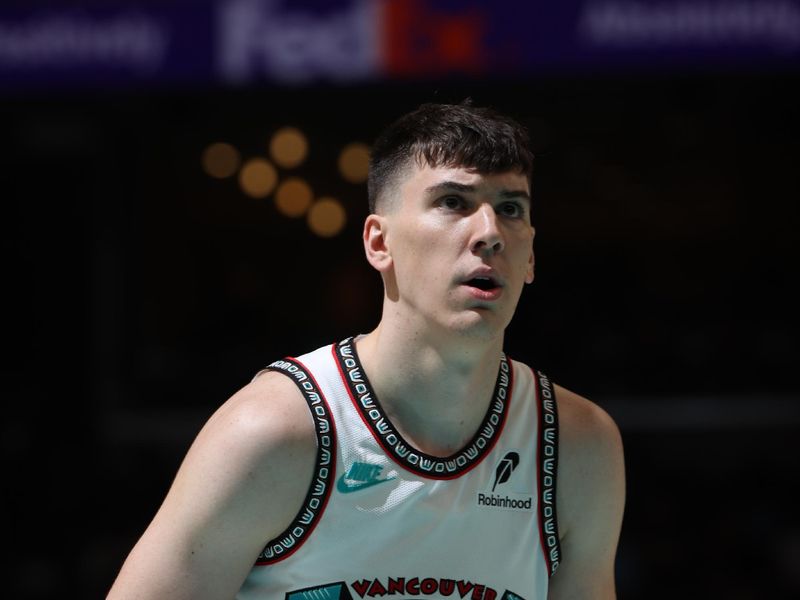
441;195;465;210
500;202;523;218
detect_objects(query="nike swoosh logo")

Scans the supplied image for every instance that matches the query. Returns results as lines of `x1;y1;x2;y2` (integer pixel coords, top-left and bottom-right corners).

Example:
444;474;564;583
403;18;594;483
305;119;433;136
336;474;396;494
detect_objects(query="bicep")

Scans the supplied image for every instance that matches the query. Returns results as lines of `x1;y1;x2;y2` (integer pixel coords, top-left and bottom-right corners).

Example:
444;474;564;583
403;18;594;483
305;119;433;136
108;376;317;600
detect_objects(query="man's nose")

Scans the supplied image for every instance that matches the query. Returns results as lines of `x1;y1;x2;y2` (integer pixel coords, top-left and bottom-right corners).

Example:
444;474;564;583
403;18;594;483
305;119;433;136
470;203;504;255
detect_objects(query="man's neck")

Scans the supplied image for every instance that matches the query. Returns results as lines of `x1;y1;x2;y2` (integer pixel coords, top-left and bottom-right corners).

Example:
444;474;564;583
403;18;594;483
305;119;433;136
355;322;505;457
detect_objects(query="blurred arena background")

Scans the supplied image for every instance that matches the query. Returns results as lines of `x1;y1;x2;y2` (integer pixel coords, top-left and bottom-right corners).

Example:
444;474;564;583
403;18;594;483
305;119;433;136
1;1;799;597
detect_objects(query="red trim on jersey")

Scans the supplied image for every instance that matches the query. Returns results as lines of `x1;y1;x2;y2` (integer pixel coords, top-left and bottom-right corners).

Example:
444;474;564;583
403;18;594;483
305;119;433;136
331;341;514;481
254;354;338;566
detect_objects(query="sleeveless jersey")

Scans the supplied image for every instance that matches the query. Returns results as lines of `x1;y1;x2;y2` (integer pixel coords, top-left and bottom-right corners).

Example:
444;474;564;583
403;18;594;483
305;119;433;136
237;337;561;600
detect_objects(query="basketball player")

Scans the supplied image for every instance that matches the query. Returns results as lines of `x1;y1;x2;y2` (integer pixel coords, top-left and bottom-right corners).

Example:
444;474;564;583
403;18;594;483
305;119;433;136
108;103;625;599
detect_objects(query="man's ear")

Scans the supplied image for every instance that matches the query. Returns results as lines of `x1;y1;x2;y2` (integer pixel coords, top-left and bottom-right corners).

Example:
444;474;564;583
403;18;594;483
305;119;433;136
363;214;392;273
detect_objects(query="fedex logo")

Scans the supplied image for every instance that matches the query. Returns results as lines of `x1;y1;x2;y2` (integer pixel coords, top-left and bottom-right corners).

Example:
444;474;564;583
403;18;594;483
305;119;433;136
217;0;489;83
217;0;380;83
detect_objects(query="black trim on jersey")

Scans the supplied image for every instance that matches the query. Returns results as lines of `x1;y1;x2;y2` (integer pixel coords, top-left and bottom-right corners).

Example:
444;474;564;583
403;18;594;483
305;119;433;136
255;358;336;565
535;370;561;576
333;337;513;479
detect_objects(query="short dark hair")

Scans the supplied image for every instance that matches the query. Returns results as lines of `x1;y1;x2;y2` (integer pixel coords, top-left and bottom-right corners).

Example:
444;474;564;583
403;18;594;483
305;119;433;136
367;102;534;213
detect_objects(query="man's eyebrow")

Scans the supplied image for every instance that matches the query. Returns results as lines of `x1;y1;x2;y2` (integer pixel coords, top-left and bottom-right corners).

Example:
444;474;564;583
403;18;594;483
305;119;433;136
499;189;531;203
424;181;476;195
425;181;531;202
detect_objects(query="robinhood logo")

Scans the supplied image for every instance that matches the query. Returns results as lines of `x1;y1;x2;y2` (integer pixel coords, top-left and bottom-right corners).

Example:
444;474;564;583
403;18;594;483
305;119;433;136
479;451;532;511
477;493;533;511
491;451;519;491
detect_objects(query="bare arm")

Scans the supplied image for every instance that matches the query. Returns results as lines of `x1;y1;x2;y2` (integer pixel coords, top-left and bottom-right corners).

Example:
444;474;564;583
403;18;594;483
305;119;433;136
107;372;317;600
548;386;626;600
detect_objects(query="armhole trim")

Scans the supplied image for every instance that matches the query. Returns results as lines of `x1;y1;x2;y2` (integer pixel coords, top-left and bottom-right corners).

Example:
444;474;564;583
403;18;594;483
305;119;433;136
534;369;562;577
253;357;337;565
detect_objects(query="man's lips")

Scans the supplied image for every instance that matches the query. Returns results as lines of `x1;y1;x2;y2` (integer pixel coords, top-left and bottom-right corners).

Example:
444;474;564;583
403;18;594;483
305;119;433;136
460;271;504;301
462;283;504;301
460;269;504;291
464;276;500;291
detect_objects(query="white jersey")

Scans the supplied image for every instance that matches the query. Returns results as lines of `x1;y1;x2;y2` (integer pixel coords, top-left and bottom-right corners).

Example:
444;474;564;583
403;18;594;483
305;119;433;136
237;337;561;600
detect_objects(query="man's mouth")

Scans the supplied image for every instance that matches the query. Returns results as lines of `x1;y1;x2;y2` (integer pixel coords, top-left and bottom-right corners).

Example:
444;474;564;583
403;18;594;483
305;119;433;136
465;276;501;291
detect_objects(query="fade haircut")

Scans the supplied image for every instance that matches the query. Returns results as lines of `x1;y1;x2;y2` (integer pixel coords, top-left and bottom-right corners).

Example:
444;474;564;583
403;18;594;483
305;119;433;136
367;101;534;214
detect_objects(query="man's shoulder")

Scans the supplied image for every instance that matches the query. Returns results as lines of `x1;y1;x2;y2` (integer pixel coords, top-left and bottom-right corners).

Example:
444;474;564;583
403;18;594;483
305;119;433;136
196;370;319;470
552;384;625;540
544;385;625;596
205;336;344;463
106;370;320;598
554;384;622;456
226;369;318;438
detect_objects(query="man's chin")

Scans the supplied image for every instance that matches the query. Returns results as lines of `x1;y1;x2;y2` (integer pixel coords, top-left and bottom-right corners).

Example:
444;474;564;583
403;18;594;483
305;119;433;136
445;309;510;340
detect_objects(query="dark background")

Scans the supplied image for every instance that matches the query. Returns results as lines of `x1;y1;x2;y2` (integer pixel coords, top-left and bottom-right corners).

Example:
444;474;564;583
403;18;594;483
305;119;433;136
2;15;800;600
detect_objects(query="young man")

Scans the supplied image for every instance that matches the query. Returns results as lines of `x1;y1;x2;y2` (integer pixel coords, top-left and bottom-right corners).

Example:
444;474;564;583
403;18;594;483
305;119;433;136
108;103;625;600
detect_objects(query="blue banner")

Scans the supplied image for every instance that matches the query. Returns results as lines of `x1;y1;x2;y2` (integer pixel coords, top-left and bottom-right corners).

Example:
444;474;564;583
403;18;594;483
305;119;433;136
1;0;798;92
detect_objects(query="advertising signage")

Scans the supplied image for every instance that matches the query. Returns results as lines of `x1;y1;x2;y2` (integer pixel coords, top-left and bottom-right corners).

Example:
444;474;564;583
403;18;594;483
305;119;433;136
2;0;799;92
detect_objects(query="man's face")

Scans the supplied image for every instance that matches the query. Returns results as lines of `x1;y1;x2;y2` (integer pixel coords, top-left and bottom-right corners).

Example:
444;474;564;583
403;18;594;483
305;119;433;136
373;162;535;340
